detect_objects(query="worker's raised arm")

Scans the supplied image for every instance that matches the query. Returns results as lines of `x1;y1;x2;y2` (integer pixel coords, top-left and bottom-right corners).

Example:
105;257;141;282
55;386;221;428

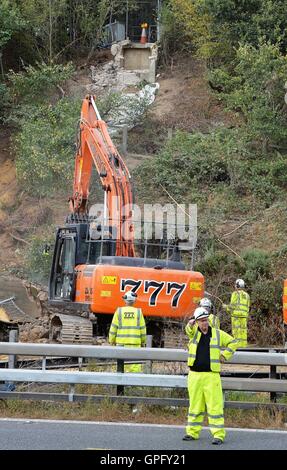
185;317;196;339
108;308;119;345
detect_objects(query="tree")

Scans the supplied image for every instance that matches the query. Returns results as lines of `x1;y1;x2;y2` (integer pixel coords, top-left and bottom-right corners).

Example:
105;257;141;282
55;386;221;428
168;0;211;56
0;0;25;51
18;0;69;64
196;0;287;62
211;43;287;149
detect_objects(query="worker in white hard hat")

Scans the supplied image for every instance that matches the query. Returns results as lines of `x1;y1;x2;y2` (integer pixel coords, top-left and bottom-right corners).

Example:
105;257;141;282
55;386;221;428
199;297;220;329
108;290;146;372
223;279;250;348
183;307;238;445
185;297;220;340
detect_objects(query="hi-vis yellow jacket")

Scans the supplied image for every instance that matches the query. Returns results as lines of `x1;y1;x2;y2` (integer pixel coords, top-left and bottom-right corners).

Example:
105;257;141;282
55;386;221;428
185;324;238;372
226;290;250;318
108;306;146;347
208;313;220;329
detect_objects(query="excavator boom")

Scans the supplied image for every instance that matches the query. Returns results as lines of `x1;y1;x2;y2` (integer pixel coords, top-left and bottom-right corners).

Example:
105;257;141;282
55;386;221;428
70;95;134;257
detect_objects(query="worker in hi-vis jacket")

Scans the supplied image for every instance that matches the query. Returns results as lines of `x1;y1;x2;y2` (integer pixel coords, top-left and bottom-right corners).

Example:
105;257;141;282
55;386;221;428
183;307;238;445
108;290;146;372
223;279;250;348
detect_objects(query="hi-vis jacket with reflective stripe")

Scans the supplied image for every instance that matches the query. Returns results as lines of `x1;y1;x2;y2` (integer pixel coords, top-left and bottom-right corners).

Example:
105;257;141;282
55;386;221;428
108;306;146;347
226;290;250;318
185;325;238;372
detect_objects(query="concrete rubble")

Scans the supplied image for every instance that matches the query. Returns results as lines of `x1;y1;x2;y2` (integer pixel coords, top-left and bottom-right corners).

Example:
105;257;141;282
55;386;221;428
86;40;159;133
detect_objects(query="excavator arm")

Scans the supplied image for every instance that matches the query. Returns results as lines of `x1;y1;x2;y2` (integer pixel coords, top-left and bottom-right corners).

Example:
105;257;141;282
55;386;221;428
69;95;135;257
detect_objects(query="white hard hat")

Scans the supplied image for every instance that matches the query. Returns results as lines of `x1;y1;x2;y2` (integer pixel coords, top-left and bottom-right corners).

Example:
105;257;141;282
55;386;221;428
199;297;212;309
193;307;209;321
122;290;137;302
235;279;245;289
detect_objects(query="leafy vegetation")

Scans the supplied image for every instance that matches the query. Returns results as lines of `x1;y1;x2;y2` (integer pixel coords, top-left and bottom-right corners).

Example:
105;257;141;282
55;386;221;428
14;98;80;196
8;62;74;105
0;0;25;51
0;0;139;66
209;43;287;148
25;233;55;282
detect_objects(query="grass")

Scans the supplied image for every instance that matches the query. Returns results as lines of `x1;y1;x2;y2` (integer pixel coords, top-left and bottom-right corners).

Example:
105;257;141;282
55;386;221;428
0;395;286;430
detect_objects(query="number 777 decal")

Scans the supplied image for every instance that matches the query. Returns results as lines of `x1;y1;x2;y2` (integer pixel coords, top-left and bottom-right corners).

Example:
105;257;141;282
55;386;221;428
120;279;186;307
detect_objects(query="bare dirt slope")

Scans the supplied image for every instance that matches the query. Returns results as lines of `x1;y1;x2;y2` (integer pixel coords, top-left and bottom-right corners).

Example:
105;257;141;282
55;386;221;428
0;128;19;270
150;58;235;132
0;126;69;272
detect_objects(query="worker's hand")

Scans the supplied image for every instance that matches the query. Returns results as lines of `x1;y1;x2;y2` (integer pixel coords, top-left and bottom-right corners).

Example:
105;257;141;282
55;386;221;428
188;318;196;327
220;355;226;363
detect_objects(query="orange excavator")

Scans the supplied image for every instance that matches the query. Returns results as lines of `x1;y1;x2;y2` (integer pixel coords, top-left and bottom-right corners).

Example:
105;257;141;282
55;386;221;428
48;95;204;345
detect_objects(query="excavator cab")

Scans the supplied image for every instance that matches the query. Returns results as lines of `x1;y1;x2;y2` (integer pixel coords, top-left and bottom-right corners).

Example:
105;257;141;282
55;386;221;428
49;222;116;302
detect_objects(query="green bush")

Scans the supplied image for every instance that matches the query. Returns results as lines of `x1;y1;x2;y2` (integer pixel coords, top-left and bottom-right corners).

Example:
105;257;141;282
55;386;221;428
25;233;54;282
0;81;10;121
15;97;81;196
8;62;74;105
242;249;271;284
249;278;282;316
195;242;229;277
135;126;286;207
209;43;287;147
271;157;287;188
136;129;233;199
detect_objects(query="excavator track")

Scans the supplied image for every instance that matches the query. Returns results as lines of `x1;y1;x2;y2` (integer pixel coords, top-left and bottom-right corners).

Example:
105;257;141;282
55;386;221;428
49;314;93;344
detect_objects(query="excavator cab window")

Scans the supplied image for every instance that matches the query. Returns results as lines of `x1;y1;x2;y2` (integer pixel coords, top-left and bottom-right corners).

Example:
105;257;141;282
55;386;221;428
60;237;76;273
87;224;116;263
88;239;116;263
52;232;76;301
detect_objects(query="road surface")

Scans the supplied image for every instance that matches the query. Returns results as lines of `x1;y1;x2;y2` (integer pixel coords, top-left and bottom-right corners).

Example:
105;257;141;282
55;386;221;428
0;418;286;451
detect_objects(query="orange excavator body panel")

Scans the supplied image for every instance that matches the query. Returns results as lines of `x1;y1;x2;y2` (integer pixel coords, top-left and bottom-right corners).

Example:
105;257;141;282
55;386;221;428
75;264;204;318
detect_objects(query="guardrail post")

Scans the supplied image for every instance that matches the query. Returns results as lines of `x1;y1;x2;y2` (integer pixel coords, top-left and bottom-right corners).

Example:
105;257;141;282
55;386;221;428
269;349;277;403
42;356;46;371
117;359;124;396
78;357;83;371
145;335;153;373
7;329;18;390
68;385;75;402
8;329;18;369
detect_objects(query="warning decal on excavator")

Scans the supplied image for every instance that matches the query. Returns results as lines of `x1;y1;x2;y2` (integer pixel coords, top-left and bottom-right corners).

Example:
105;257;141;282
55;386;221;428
100;290;112;297
189;282;202;291
101;276;117;285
